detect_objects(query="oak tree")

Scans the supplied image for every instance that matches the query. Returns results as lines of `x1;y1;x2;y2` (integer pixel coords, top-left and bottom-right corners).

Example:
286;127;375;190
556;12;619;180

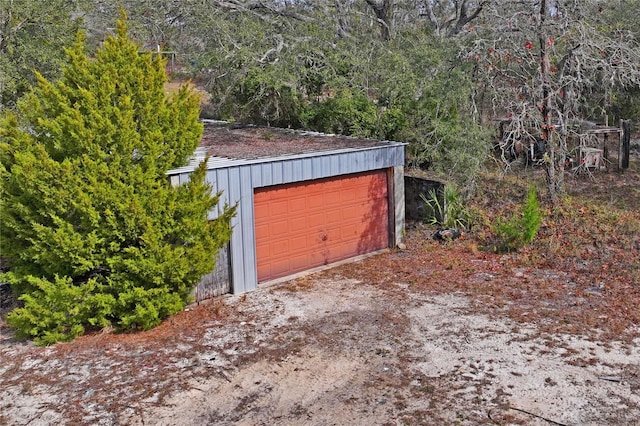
0;0;82;110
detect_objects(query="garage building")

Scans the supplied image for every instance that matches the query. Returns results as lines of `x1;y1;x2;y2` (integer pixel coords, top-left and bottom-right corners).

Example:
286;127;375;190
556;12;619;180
167;121;406;299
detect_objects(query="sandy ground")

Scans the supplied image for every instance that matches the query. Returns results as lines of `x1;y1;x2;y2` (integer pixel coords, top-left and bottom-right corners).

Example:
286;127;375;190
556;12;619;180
1;271;638;426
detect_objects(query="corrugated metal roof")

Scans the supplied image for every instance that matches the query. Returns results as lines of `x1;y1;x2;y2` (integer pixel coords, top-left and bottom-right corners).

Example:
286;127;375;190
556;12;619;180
167;120;407;175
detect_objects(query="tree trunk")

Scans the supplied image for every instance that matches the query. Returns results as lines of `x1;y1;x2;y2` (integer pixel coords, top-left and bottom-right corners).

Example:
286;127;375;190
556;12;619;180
538;0;563;203
334;0;350;39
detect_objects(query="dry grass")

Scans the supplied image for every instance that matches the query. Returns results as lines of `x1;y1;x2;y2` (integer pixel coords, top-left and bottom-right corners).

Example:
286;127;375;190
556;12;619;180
334;160;640;342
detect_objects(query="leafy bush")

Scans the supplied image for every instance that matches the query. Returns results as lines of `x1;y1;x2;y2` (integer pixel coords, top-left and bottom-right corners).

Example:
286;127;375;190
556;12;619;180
493;186;543;252
0;13;235;344
303;88;379;138
230;67;306;128
421;184;471;230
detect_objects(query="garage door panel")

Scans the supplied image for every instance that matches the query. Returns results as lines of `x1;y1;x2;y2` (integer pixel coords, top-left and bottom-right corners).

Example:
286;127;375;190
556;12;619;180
288;197;307;212
326;210;343;224
271;240;290;256
269;259;291;278
290;235;308;251
323;191;342;206
290;254;310;271
255;241;271;259
255;170;389;282
339;187;356;201
341;205;361;220
340;223;361;239
289;217;308;232
340;225;358;239
308;196;325;208
308;213;325;227
254;210;269;224
269;199;289;217
270;220;290;237
254;221;270;236
257;264;271;280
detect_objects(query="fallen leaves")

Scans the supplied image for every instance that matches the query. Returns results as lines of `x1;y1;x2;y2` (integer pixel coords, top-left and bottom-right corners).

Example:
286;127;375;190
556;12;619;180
331;163;640;342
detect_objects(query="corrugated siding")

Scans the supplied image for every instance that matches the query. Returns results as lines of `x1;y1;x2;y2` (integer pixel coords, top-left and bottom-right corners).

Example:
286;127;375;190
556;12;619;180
393;165;405;246
238;165;257;292
168;144;405;295
194;243;231;302
247;145;404;189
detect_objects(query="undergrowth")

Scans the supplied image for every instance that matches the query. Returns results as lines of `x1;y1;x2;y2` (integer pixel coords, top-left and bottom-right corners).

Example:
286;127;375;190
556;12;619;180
471;162;640;286
492;186;543;253
421;184;471;230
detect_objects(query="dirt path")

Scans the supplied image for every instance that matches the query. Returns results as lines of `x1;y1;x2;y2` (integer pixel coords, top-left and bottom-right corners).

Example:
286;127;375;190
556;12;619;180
1;273;638;425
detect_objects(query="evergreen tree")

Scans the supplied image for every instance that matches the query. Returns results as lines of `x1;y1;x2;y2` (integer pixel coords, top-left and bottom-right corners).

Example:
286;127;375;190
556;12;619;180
0;13;235;345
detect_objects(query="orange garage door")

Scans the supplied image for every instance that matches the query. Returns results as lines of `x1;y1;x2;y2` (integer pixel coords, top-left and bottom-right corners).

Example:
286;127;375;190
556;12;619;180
254;170;389;282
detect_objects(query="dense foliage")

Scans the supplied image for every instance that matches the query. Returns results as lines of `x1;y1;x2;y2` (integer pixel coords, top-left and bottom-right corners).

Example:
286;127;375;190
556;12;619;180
62;1;489;187
0;0;82;110
5;1;638;194
0;15;235;345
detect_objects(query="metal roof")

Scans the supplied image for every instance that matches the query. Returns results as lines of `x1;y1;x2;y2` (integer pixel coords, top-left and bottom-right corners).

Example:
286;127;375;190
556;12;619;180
167;120;407;175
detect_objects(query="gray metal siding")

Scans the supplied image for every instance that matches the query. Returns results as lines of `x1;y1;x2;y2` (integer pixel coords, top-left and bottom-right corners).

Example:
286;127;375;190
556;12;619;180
170;143;405;295
393;165;405;246
239;166;257;292
215;169;231;218
234;145;405;189
227;167;247;294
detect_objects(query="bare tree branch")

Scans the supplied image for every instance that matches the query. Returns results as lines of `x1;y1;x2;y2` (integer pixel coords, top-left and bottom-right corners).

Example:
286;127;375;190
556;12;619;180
420;0;489;37
447;0;489;37
364;0;392;40
215;0;315;23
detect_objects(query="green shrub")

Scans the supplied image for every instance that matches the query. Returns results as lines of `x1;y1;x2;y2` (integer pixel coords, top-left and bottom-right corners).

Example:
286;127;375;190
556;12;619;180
493;186;543;252
230;67;306;128
6;276;114;345
303;88;379;138
421;184;471;229
0;13;235;344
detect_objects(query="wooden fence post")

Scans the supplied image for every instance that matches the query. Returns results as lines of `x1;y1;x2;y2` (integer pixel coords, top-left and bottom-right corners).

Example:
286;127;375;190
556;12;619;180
619;120;631;170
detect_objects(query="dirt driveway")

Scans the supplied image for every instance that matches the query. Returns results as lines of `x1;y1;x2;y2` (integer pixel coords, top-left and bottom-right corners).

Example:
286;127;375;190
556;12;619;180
1;238;639;426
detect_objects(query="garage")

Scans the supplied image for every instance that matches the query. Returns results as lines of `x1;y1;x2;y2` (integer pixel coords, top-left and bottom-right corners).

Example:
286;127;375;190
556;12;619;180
254;170;389;281
167;121;405;297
